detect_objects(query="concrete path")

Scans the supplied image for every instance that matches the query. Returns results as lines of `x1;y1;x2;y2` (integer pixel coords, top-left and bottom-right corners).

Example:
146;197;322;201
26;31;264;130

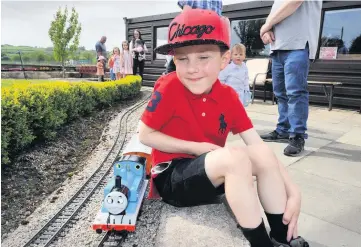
154;101;361;247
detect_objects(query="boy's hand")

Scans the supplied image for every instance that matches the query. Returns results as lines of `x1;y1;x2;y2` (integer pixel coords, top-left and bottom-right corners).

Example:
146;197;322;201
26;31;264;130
192;142;221;156
283;188;301;241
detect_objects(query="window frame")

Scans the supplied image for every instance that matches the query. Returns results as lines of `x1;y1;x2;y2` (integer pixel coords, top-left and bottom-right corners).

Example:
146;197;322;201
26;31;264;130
315;5;361;62
152;25;169;61
229;16;271;59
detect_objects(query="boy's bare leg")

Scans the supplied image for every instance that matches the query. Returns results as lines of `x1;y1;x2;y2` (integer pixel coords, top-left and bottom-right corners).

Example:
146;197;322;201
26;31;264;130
205;143;287;246
205;143;286;226
205;147;261;228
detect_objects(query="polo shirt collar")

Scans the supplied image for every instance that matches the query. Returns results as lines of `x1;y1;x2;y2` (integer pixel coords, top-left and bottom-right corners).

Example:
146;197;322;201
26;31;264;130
182;79;223;103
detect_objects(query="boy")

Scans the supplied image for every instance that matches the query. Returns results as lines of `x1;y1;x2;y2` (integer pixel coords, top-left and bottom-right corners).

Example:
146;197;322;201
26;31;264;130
139;9;308;247
219;43;252;107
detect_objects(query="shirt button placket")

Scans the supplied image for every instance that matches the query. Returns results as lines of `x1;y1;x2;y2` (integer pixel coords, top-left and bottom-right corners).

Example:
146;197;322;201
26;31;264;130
202;98;206;117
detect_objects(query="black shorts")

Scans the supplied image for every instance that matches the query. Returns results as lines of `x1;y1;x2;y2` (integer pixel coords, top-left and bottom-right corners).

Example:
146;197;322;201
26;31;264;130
153;153;225;207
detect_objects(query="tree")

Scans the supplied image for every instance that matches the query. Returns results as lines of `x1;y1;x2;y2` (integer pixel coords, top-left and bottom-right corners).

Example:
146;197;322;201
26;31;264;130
349;34;361;54
233;19;265;57
36;52;46;63
48;6;81;77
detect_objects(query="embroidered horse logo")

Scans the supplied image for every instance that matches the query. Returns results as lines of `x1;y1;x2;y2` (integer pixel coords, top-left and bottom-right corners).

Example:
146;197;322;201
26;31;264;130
218;113;227;135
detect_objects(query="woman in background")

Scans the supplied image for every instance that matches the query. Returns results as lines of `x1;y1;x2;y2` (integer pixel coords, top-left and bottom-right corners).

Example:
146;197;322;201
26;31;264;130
129;29;148;81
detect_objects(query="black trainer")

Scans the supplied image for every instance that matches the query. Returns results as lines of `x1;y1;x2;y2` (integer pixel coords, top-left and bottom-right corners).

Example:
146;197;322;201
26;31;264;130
271;236;310;247
284;135;305;157
261;130;289;143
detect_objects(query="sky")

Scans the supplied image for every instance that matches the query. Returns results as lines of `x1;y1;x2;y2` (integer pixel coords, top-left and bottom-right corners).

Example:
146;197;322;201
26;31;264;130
1;0;245;51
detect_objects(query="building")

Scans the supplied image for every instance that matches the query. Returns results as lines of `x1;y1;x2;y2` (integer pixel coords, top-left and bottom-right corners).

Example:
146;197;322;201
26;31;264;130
124;1;361;110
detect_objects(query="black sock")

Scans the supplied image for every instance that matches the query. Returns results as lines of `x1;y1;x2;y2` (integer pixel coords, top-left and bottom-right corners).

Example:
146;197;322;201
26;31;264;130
265;212;289;244
238;220;273;247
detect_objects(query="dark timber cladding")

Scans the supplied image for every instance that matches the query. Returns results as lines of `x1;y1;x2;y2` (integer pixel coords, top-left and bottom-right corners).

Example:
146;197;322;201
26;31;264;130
125;1;361;110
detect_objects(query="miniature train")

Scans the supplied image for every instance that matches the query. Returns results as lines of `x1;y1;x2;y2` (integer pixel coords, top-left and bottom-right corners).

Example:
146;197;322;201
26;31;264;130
92;122;152;233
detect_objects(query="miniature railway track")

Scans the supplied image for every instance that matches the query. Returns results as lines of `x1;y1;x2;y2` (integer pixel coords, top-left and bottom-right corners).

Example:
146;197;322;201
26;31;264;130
97;230;128;247
22;92;151;247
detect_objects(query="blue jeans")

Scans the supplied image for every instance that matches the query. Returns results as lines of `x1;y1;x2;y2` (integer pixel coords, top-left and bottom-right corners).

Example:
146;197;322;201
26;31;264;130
271;46;310;139
110;68;116;80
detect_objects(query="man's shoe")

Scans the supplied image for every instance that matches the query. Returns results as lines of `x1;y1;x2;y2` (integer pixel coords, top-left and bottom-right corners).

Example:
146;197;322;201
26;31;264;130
284;135;305;157
261;130;289;143
271;236;310;247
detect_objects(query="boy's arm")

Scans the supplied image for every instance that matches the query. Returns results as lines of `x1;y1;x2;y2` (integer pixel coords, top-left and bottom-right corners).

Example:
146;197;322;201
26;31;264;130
239;128;299;196
139;121;195;155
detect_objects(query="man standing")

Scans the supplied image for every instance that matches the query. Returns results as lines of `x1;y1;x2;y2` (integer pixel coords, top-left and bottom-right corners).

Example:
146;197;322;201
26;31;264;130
260;0;322;156
95;36;107;81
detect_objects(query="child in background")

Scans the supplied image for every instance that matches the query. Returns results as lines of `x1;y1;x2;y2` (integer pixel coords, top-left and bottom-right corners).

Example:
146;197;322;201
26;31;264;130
134;39;145;58
219;43;252;107
112;47;123;80
108;52;116;81
121;41;133;78
96;56;105;82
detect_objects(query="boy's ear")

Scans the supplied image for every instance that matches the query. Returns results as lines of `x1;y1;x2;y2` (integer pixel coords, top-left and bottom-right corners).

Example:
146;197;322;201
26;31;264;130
220;50;231;70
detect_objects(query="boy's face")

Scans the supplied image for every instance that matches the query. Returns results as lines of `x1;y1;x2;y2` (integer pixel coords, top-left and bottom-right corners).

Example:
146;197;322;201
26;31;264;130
173;44;230;95
231;48;245;65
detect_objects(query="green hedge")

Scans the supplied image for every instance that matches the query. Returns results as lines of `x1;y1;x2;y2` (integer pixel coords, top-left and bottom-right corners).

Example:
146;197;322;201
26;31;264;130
1;76;142;165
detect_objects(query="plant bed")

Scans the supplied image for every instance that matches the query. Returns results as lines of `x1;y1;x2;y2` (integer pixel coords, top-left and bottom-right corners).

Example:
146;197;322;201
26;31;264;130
1;90;146;239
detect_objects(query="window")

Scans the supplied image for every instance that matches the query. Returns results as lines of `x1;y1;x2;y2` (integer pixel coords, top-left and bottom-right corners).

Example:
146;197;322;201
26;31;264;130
155;27;168;60
319;8;361;60
231;18;270;58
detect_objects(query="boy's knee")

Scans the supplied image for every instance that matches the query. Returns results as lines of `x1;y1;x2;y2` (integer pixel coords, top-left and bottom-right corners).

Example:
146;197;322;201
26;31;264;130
223;147;252;174
252;144;279;171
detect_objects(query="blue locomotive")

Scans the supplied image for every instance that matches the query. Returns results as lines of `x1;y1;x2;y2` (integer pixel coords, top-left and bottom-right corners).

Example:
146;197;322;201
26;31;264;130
92;125;152;233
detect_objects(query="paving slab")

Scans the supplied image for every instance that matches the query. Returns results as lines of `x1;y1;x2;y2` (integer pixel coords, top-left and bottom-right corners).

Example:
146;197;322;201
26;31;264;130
336;127;361;147
287;168;361;234
296;212;361;247
290;142;361;188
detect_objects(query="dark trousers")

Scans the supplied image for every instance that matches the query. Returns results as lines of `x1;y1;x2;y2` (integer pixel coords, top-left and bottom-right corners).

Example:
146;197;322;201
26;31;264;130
133;59;145;80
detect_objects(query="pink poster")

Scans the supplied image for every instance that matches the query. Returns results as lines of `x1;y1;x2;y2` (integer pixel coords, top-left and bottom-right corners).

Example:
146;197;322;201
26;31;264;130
319;47;338;59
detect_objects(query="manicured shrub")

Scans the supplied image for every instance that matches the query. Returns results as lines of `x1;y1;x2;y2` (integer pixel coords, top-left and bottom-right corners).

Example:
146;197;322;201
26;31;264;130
1;76;142;165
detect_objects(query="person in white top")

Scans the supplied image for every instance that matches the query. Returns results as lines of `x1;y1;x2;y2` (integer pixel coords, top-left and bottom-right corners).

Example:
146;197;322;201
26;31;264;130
129;29;148;81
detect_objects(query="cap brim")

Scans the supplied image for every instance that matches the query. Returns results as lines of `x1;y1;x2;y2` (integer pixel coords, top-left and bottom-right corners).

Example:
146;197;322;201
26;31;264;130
154;39;229;55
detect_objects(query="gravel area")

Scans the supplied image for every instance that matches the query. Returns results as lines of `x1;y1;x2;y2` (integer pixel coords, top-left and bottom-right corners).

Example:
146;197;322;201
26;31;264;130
1;87;154;247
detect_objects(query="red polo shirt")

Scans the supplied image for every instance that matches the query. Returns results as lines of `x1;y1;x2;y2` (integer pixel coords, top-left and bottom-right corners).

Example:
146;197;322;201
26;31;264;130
141;72;253;167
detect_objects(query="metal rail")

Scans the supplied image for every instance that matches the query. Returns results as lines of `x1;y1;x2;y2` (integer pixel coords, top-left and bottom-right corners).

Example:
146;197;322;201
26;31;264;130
22;93;151;247
97;230;128;247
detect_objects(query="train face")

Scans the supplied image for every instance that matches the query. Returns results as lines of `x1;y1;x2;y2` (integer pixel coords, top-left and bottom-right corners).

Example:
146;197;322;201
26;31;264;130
92;128;152;233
